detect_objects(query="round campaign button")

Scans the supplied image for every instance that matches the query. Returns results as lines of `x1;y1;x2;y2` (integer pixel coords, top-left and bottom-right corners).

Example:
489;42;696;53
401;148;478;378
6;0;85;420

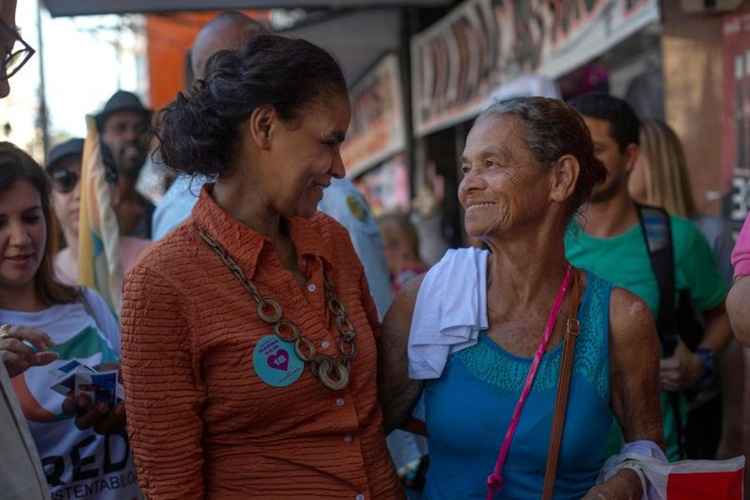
252;335;304;387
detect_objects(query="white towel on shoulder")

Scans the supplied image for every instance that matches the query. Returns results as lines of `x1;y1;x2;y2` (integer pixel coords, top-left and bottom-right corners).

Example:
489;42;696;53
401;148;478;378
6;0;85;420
408;247;489;379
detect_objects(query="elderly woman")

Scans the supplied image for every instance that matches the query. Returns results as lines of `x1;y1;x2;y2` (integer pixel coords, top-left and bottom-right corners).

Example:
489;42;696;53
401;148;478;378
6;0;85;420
380;97;664;499
120;33;402;499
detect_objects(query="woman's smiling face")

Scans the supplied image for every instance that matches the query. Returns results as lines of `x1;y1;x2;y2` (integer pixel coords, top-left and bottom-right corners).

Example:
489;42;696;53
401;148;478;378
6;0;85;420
0;179;46;291
254;93;351;219
459;114;553;239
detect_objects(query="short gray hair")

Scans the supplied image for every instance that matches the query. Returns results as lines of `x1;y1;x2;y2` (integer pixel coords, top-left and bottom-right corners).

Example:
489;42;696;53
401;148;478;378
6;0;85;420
477;96;607;216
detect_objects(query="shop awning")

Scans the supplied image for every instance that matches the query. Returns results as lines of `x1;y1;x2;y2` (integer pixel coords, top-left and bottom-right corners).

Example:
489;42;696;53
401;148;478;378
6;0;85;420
42;0;450;17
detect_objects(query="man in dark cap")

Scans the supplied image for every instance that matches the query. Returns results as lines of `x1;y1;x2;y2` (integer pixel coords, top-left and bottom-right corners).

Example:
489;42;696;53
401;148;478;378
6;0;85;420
96;90;154;238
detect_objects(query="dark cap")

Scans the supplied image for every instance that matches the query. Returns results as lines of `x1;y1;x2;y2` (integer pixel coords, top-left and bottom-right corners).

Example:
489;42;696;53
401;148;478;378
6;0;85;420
46;138;84;171
95;90;152;131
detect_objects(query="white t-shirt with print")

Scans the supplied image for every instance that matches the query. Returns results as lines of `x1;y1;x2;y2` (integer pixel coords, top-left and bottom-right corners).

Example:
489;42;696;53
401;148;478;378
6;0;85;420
0;289;141;500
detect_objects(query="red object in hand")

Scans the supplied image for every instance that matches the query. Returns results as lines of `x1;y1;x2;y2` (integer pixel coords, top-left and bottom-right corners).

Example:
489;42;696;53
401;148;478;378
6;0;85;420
667;469;744;499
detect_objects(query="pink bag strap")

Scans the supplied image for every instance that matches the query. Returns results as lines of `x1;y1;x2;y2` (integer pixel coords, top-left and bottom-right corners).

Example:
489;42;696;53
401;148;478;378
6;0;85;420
486;265;574;500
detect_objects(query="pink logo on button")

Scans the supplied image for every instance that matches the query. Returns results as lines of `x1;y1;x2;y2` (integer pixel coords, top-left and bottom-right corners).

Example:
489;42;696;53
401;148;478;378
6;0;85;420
267;349;289;371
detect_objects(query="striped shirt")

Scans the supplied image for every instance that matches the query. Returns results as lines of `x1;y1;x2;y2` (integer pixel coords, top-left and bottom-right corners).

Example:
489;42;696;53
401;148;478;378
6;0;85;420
121;186;402;500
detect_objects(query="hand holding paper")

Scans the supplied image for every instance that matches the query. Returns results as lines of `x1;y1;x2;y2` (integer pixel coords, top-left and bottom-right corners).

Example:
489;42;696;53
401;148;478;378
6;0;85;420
52;360;126;434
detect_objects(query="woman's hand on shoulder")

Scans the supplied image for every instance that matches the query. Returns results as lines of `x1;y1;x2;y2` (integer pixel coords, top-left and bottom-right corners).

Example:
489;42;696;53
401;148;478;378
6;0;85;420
379;274;424;434
609;287;663;445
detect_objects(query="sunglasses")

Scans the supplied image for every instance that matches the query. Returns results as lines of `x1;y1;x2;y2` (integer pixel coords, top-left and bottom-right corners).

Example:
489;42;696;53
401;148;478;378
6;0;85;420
50;168;80;194
0;20;34;81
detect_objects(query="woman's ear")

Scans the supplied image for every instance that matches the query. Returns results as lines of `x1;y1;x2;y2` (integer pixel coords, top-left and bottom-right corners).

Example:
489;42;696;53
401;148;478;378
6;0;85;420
549;154;580;204
247;105;276;150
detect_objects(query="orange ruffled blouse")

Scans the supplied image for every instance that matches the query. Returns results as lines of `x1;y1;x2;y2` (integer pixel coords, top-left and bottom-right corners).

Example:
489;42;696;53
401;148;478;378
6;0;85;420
121;187;402;500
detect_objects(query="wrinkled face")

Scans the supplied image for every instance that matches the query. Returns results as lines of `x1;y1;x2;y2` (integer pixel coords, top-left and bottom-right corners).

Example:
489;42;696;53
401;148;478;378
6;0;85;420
260;93;351;218
50;155;81;239
101;110;149;179
459;115;552;239
0;180;46;290
584;116;632;203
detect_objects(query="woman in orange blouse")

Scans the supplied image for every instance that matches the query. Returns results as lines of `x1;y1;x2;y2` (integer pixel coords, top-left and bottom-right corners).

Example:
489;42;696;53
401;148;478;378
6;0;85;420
121;34;402;499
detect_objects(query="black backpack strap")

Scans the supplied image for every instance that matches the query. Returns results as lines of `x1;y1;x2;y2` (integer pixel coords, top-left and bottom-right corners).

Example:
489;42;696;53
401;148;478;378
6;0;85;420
635;203;686;458
635;203;677;347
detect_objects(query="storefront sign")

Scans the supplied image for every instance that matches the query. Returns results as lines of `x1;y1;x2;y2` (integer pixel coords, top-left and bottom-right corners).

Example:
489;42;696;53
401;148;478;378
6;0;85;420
411;0;660;136
723;10;750;230
342;53;406;178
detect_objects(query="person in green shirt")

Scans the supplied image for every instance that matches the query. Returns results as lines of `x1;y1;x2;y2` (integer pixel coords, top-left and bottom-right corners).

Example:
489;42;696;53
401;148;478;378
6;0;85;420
565;93;731;461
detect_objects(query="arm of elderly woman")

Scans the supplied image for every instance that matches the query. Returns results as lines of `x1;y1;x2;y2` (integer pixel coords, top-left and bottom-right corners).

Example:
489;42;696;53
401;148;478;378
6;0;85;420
379;275;424;434
583;288;664;500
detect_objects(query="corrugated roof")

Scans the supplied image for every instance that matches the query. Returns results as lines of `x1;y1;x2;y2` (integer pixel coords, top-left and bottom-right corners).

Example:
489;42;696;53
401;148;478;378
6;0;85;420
43;0;450;17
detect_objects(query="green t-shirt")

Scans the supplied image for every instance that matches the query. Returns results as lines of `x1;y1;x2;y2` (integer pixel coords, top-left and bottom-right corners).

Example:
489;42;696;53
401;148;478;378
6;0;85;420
564;215;728;461
565;215;727;317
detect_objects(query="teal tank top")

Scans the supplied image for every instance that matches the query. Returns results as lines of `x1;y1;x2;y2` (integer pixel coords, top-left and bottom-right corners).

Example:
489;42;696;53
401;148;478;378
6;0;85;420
423;271;614;499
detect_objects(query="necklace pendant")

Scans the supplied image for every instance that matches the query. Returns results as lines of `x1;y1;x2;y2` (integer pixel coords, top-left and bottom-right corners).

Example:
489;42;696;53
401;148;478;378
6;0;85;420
317;359;350;391
198;228;357;392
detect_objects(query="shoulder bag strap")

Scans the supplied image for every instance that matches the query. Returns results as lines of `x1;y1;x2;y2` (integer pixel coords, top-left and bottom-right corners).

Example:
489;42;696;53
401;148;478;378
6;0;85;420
635;204;677;346
635;205;687;457
542;270;584;500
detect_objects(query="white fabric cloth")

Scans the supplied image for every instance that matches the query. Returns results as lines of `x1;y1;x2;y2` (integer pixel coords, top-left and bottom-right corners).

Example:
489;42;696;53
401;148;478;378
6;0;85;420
408;247;489;379
598;440;667;499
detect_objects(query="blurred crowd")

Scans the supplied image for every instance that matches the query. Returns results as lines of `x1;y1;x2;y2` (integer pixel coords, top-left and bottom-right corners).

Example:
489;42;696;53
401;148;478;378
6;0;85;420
2;1;750;500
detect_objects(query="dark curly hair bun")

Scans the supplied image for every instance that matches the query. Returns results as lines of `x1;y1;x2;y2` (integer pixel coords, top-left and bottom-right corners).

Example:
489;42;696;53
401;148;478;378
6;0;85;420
157;33;347;177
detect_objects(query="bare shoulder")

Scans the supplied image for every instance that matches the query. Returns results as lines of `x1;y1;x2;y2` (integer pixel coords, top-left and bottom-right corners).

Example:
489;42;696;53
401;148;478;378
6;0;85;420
609;287;659;351
607;289;663;445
